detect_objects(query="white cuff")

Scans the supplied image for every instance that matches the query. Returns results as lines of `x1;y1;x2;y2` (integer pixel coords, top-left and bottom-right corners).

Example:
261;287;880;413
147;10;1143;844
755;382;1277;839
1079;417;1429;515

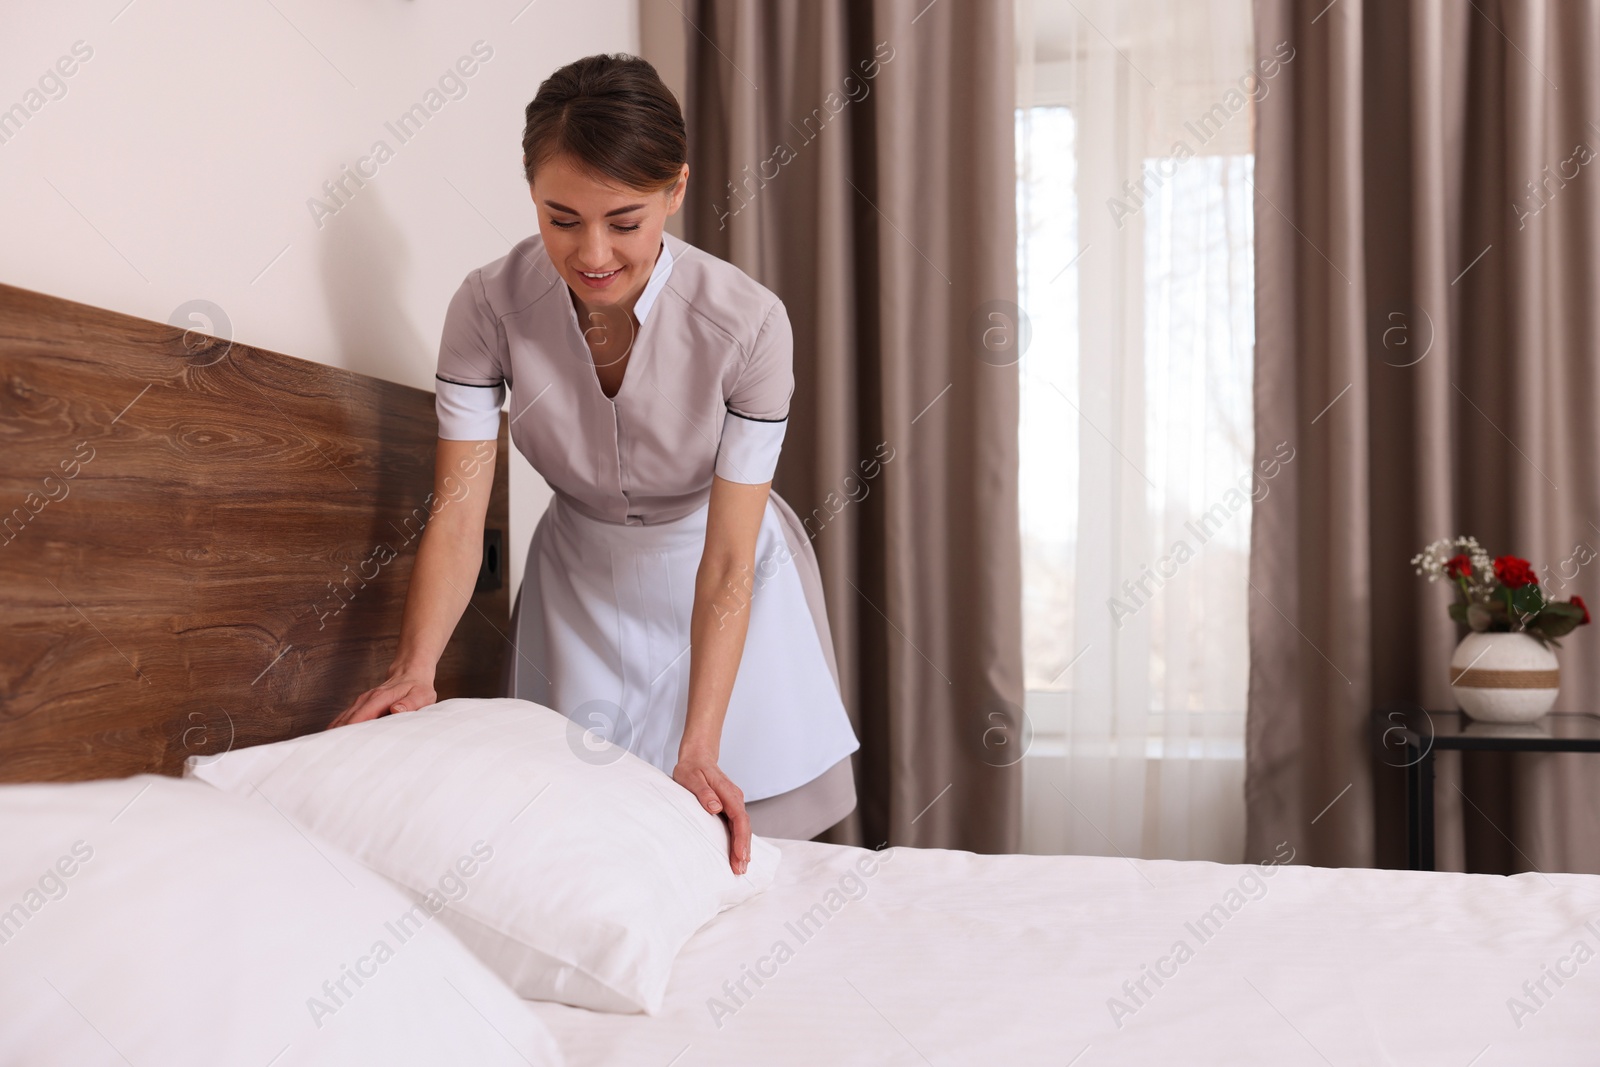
436;378;505;440
714;409;786;483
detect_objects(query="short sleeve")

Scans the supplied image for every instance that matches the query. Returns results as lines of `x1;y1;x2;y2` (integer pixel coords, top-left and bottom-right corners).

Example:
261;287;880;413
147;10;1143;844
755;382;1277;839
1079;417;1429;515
435;270;507;441
714;300;793;484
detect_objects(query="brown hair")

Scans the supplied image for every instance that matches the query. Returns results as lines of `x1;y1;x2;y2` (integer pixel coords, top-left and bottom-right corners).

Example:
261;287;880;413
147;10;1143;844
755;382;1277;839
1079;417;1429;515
521;53;686;194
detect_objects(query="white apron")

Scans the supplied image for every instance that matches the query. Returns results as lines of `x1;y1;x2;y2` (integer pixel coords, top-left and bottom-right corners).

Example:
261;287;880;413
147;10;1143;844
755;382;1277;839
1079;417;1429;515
503;489;861;803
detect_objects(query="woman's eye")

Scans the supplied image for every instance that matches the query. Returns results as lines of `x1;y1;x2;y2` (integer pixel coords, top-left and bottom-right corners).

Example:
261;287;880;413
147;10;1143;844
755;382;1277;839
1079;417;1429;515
548;219;640;233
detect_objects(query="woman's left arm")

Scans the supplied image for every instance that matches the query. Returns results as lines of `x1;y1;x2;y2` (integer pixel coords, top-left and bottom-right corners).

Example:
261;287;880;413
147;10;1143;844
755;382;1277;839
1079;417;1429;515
674;473;771;876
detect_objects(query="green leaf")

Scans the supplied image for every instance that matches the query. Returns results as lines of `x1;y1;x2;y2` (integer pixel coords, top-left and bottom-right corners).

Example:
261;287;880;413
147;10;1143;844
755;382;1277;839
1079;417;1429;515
1537;610;1582;640
1448;602;1469;624
1513;584;1545;616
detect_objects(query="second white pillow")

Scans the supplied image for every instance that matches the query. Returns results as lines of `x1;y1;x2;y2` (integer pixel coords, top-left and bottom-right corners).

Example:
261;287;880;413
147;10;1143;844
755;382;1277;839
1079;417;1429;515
186;697;781;1014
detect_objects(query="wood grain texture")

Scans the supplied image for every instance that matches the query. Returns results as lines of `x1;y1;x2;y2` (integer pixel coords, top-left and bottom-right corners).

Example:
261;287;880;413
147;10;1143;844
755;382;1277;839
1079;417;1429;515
0;282;510;781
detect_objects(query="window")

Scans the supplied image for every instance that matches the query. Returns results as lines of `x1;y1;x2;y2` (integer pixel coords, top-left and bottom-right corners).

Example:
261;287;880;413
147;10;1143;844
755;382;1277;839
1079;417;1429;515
1016;0;1256;862
1018;105;1081;693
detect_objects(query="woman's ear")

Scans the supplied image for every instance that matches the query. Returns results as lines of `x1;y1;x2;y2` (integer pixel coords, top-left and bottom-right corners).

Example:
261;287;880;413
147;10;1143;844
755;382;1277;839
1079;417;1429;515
667;164;689;213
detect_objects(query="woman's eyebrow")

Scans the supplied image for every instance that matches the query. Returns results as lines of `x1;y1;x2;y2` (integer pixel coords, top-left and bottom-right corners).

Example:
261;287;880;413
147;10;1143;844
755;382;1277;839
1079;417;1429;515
542;200;647;217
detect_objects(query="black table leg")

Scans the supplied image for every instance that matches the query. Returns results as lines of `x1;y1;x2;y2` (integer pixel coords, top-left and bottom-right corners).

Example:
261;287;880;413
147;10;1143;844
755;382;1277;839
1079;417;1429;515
1405;734;1422;870
1418;747;1436;872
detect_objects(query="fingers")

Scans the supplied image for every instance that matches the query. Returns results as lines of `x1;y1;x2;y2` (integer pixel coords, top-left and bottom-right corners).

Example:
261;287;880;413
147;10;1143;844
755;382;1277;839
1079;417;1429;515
705;776;749;876
672;762;751;876
325;682;434;731
388;679;437;716
326;694;381;731
725;796;751;876
679;769;723;815
329;697;379;729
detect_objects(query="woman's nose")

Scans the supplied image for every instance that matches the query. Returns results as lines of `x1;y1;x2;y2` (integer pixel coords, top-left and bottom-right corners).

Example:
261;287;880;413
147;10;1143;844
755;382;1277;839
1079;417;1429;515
578;228;614;269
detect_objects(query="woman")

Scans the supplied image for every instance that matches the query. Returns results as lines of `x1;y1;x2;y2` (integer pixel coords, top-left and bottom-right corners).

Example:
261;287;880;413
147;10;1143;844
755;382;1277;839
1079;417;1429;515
330;54;860;875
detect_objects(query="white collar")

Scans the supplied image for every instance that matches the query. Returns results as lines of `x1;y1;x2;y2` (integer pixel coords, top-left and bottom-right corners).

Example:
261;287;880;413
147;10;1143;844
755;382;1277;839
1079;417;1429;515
632;240;674;325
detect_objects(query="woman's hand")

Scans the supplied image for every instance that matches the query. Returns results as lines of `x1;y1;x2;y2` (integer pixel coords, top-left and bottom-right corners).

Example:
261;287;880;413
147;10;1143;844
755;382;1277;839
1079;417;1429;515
322;439;495;731
673;752;751;875
326;671;437;730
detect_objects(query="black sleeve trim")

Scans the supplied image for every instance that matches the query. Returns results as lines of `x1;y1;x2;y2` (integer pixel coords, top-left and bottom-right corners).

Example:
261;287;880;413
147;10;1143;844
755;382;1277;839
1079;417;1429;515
436;374;506;388
725;407;788;424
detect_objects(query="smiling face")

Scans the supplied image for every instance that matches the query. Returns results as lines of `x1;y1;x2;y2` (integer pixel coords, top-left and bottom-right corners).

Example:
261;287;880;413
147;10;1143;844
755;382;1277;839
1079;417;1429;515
529;152;688;315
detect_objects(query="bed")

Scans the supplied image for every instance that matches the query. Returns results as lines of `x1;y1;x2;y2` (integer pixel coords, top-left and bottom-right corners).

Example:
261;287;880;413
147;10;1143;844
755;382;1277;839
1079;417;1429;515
535;839;1600;1064
4;284;1598;1065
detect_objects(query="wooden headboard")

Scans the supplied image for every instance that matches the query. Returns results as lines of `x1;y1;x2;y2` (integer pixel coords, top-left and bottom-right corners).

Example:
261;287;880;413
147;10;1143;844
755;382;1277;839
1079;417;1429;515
0;283;510;782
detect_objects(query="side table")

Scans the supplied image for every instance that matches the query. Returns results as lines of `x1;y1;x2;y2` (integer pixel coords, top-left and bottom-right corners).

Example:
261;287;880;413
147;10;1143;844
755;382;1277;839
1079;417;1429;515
1375;707;1600;871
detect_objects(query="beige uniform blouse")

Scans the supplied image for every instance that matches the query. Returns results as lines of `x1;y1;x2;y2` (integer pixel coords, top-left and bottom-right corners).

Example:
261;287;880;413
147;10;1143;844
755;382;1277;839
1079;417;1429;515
434;230;791;514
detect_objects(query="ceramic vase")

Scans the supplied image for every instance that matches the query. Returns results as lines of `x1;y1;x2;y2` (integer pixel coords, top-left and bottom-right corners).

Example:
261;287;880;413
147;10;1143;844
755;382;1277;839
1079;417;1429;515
1448;631;1559;724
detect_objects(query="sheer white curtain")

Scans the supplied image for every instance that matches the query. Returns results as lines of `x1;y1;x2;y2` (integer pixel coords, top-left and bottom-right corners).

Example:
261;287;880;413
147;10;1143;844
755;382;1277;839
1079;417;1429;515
1016;0;1256;862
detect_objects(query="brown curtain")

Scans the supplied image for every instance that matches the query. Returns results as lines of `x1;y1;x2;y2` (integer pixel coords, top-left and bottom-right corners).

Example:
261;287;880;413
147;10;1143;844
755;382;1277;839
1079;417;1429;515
681;0;1024;852
1250;0;1600;872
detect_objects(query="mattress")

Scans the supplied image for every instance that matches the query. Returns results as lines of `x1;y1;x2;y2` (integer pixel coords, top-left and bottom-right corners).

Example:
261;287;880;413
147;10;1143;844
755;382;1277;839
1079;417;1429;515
530;838;1600;1064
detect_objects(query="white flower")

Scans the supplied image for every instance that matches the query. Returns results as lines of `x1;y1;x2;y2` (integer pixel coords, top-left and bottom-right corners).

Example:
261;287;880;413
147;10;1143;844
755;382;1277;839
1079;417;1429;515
1413;534;1497;600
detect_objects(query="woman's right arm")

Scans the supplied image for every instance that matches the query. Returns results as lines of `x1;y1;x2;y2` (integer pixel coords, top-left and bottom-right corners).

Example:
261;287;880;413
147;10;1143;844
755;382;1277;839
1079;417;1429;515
326;437;498;728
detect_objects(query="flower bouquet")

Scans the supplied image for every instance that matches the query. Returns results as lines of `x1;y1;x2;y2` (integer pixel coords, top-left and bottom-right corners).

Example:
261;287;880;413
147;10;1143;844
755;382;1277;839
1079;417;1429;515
1412;536;1590;723
1411;536;1589;646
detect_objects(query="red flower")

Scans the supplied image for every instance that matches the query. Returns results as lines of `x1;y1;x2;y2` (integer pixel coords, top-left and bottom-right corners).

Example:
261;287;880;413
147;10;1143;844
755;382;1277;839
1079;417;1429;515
1573;596;1591;625
1444;554;1472;579
1493;556;1538;588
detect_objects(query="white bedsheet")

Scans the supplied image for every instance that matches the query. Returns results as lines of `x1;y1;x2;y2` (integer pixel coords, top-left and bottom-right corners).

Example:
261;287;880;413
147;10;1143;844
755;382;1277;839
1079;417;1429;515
529;838;1600;1065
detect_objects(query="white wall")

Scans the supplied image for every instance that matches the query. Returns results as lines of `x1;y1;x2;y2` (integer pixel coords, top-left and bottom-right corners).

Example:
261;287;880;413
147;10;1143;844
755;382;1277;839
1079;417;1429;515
0;0;640;610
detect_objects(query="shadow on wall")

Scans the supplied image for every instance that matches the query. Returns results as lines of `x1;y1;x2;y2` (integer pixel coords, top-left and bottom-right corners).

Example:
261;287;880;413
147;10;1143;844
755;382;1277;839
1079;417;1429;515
318;185;430;386
316;178;535;650
303;186;444;716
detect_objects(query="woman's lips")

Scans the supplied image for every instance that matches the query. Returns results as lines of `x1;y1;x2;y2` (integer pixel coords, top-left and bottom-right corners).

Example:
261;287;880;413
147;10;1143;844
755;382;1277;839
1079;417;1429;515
576;266;623;289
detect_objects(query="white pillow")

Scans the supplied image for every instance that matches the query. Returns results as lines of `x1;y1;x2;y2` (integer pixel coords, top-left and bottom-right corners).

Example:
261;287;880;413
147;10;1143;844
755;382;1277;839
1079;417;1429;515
0;775;563;1067
186;697;781;1014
